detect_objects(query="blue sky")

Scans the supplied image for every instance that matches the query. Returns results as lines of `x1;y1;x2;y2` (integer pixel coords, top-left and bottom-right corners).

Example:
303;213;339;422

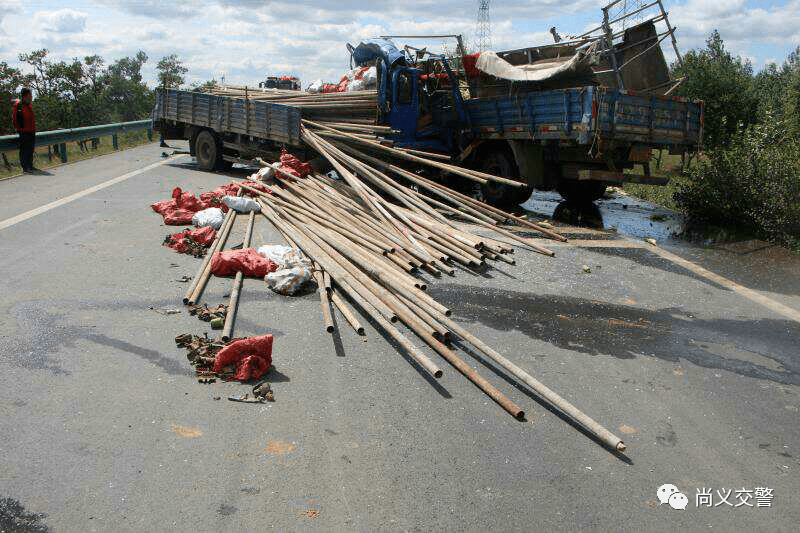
0;1;798;87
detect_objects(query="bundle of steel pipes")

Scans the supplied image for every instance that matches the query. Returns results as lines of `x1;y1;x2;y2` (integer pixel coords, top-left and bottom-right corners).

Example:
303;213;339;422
221;120;626;452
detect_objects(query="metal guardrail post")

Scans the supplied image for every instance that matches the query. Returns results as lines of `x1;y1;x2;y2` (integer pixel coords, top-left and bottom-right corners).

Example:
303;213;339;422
112;134;119;150
58;143;67;163
147;127;153;141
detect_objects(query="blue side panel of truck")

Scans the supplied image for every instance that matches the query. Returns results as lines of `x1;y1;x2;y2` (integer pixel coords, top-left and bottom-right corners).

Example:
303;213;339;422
596;90;702;146
465;88;594;142
464;86;702;147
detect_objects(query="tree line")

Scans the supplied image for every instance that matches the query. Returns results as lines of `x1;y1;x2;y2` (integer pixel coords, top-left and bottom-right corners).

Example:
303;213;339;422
0;50;189;135
669;32;800;248
672;31;800;149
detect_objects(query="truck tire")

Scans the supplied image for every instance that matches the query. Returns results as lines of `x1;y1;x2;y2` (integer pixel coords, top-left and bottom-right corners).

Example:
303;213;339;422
556;179;607;204
479;150;533;207
195;130;222;171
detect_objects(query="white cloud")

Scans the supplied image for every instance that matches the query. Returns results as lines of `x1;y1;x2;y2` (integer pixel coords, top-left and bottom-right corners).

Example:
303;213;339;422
671;0;800;46
33;8;88;33
0;0;797;89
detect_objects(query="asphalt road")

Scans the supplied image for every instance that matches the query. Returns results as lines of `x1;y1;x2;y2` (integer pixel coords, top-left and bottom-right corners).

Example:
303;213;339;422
1;142;798;532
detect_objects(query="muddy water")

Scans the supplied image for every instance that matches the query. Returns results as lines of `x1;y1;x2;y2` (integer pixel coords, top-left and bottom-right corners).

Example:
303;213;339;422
521;189;685;242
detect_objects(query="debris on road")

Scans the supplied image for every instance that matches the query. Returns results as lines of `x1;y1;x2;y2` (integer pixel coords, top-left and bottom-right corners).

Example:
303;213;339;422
222;195;261;213
253;381;275;401
228;393;266;404
645;237;657;246
164;226;217;257
582;265;592;273
266;265;313;295
192;207;225;230
176;333;274;384
151;306;181;315
188;303;227;322
154;139;629;451
154;124;629;452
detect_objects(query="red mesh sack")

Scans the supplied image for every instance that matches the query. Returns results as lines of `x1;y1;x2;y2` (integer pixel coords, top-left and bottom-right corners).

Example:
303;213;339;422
163;208;196;225
171;187;205;212
463;53;481;78
151;199;177;215
276;150;312;179
213;335;273;381
210;248;278;277
166;226;217;251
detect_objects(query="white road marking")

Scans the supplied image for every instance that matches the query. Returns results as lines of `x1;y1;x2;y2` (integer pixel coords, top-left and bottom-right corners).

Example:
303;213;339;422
0;156;183;232
645;244;800;323
543;234;800;323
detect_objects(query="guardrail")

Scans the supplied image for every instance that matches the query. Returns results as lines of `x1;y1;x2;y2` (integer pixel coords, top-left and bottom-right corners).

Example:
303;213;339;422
0;119;153;163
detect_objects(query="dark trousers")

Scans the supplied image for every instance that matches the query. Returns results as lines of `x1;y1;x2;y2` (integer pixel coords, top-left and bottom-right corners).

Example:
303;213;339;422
18;131;35;170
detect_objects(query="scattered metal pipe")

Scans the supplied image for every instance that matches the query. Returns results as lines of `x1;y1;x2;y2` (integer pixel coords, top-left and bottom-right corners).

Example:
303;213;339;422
221;211;256;342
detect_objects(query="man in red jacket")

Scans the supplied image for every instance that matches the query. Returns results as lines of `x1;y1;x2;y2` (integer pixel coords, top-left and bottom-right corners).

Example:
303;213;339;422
12;87;38;173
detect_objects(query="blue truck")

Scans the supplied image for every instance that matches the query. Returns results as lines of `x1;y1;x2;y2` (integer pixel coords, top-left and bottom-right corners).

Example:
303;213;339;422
349;34;702;205
154;27;702;207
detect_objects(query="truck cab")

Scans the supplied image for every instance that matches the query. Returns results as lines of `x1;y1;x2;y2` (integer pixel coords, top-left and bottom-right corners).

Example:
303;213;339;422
349;34;701;207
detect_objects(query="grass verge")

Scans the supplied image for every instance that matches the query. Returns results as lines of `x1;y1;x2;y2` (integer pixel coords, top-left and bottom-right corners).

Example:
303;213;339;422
0;130;153;181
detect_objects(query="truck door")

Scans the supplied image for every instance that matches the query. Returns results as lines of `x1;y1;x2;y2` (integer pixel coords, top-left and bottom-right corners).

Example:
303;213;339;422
389;67;420;145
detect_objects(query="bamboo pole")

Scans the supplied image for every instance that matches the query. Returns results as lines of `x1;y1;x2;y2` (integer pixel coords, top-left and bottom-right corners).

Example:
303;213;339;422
437;312;626;451
221;211;256;342
264;198;526;418
312;267;335;333
304;120;526;187
330;289;365;336
187;210;238;305
183;204;236;304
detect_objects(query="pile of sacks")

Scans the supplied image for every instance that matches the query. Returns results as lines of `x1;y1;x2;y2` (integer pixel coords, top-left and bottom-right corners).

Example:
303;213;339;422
207;244;312;296
307;66;377;93
151;182;269;227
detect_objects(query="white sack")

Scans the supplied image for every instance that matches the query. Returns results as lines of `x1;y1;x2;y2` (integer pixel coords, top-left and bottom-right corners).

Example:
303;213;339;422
257;244;308;269
222;195;261;213
192;207;225;230
265;266;313;295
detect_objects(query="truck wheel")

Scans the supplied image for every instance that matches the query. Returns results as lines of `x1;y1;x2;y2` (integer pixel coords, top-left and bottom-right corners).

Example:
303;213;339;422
479;150;533;207
556;179;607;203
195;130;221;171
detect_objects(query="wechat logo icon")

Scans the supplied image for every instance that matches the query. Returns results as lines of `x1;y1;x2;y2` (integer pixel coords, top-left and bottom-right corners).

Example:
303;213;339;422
657;484;688;510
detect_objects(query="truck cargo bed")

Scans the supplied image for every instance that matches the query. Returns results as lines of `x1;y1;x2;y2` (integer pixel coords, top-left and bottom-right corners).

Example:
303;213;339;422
154;88;302;146
464;86;702;147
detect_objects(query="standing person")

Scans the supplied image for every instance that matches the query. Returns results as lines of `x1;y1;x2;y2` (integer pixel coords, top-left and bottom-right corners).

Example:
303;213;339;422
12;88;37;173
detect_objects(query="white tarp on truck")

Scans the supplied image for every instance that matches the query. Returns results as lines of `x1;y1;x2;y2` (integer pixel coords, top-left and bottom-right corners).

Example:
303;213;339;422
475;45;599;83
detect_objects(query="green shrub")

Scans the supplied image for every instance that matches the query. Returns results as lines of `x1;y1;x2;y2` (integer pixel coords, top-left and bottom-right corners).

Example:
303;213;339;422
675;117;800;248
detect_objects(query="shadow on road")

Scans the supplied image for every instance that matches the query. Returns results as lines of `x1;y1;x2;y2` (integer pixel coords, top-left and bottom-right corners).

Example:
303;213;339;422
430;284;800;386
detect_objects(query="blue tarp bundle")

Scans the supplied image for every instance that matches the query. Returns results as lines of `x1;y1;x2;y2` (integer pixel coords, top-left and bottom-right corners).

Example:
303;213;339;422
350;39;405;68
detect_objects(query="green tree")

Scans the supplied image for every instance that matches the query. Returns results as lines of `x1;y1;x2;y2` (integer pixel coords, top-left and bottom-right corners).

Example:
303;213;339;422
156;54;188;88
779;46;800;135
191;78;217;91
102;50;154;121
0;61;24;135
671;31;758;148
